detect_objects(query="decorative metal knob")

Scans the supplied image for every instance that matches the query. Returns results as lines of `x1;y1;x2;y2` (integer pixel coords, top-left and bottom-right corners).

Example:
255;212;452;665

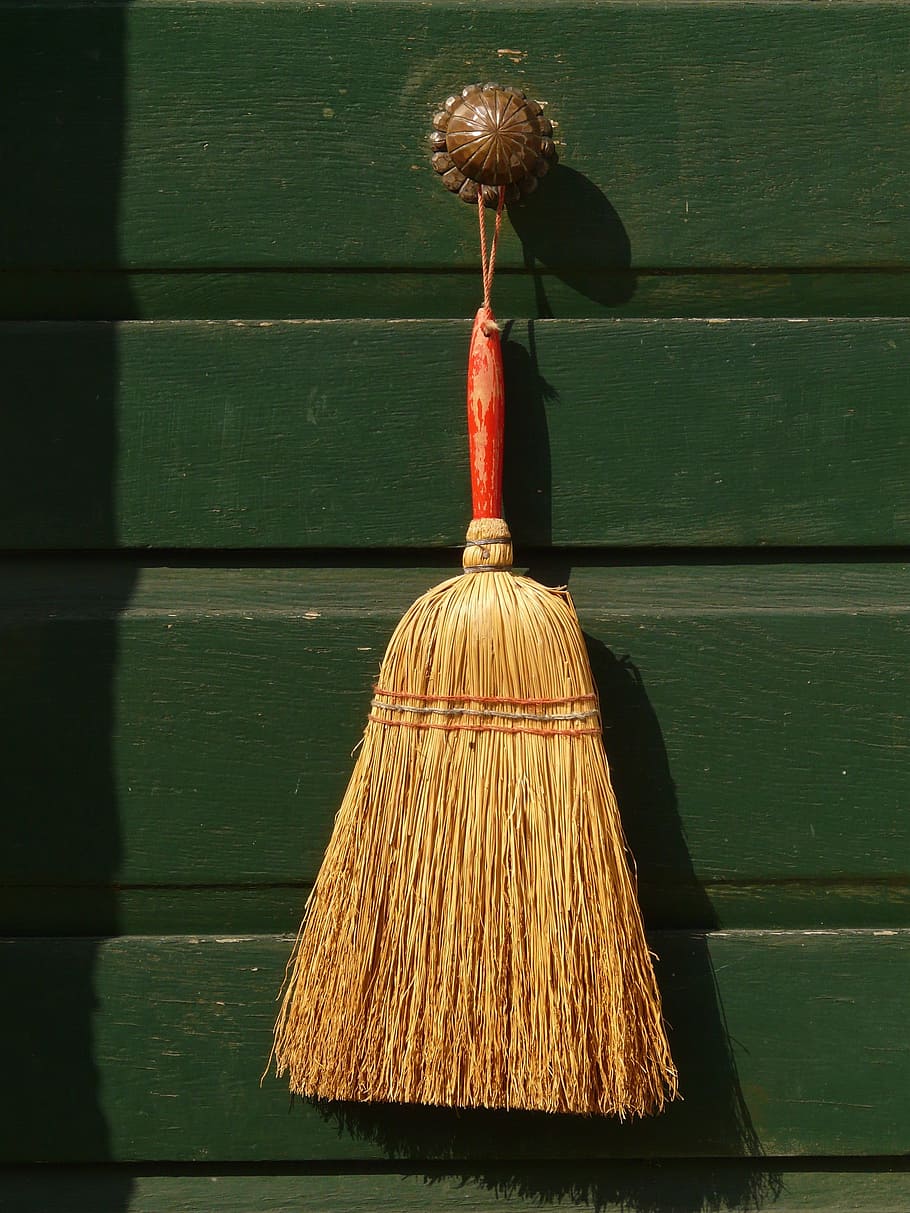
430;83;558;204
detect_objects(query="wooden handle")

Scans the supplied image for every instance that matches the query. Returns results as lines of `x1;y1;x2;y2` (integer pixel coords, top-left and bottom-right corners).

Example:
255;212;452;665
466;305;505;520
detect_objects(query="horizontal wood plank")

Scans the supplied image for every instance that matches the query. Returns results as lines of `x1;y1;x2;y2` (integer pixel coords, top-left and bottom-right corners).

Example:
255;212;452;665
1;564;907;932
8;270;910;323
3;319;909;549
4;1162;910;1212
3;2;909;272
3;931;909;1161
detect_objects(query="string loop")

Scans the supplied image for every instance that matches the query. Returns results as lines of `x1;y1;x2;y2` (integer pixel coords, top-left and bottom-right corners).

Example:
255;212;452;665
478;187;506;311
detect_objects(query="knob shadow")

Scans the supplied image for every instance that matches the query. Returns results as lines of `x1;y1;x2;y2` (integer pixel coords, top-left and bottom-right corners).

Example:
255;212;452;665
508;165;637;316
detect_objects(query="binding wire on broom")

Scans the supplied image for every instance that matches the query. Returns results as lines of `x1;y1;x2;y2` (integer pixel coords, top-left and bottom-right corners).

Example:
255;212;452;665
268;185;679;1117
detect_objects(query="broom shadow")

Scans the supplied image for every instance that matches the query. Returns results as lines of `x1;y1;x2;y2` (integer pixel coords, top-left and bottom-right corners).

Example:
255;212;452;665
582;640;783;1212
310;328;781;1210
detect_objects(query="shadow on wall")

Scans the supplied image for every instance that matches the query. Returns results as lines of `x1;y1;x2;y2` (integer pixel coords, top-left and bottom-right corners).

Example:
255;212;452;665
508;165;637;318
308;320;782;1211
0;6;136;1209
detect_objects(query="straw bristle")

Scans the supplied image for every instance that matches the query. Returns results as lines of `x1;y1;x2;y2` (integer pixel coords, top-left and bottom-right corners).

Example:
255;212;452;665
270;535;678;1116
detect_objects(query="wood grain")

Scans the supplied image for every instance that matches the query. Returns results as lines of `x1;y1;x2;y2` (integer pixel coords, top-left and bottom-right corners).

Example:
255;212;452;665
2;2;909;272
2;319;908;549
1;564;907;932
3;931;910;1162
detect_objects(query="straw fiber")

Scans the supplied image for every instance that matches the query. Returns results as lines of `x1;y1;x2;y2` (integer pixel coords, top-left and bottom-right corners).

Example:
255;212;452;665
271;521;678;1115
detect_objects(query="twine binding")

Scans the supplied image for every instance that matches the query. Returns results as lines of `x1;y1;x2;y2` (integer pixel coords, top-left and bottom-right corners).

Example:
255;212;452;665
369;687;601;736
478;187;505;312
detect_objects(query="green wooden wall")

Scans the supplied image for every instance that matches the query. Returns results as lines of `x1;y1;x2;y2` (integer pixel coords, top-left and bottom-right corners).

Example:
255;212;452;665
2;2;908;1210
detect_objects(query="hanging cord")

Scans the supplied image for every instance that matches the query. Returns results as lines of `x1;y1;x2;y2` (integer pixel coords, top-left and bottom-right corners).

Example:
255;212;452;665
478;187;506;311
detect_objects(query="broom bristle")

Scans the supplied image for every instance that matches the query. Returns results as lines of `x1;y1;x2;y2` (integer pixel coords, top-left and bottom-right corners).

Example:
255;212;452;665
271;519;678;1115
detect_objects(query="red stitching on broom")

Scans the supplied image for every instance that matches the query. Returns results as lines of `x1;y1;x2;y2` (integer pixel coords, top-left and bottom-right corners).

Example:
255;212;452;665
372;702;599;725
372;686;597;708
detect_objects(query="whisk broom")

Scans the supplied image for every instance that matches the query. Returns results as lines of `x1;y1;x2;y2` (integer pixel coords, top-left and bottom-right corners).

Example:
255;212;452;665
269;84;678;1116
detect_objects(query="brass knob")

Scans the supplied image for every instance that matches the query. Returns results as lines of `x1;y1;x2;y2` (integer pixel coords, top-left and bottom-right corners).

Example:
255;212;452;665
430;83;557;204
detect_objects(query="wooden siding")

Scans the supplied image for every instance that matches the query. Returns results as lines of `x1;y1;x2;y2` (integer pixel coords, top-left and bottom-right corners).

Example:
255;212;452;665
2;1;908;1209
1;564;907;934
3;932;910;1162
2;320;909;549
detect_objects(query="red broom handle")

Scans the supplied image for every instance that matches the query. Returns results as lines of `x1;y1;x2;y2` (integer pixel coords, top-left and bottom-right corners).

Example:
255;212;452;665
467;305;505;520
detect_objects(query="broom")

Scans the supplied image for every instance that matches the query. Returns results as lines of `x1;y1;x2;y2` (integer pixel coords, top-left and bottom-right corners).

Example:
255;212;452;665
269;180;678;1117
